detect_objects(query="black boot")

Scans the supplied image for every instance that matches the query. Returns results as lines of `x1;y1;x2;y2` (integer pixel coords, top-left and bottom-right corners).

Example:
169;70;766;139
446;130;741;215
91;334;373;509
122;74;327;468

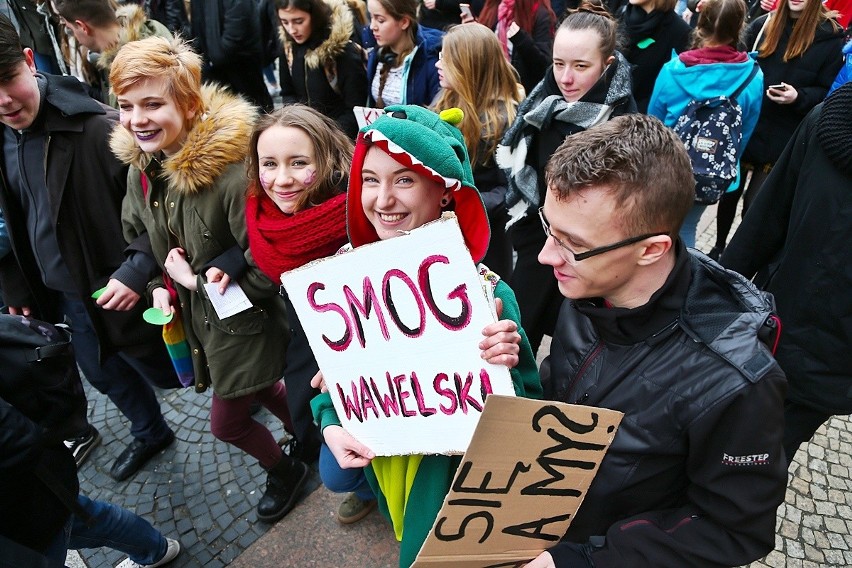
256;455;309;523
707;244;725;262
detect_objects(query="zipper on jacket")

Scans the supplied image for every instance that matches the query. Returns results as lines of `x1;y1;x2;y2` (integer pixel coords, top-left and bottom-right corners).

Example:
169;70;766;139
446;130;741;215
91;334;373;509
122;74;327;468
304;59;311;105
567;340;603;402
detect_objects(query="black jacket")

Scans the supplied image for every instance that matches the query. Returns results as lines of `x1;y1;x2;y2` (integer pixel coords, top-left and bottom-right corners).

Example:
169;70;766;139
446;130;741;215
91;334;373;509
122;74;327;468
0;74;162;360
419;0;462;30
280;0;368;138
143;0;190;38
191;0;273;112
742;16;844;164
508;6;555;95
722;89;852;414
0;318;82;552
618;8;692;113
545;246;787;567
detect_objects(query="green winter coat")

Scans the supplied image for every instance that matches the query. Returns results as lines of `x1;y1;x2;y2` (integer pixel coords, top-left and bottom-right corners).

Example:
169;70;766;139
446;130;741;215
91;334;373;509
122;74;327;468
114;85;290;398
312;275;541;567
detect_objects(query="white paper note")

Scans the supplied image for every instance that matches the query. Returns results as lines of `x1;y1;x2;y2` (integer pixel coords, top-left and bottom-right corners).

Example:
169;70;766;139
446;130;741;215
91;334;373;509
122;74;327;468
203;282;253;319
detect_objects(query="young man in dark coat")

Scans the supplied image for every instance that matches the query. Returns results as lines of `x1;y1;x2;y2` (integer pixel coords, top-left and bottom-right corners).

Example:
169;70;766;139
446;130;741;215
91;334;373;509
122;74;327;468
721;84;852;463
527;114;787;568
0;13;176;481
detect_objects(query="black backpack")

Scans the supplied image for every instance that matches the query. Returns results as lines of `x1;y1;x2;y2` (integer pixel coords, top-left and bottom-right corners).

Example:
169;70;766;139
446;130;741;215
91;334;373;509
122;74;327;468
0;314;88;443
673;62;760;205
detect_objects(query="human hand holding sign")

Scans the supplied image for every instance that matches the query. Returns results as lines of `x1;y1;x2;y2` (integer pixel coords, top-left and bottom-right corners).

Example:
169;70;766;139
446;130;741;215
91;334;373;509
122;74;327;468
480;297;521;368
524;552;555;568
323;425;375;468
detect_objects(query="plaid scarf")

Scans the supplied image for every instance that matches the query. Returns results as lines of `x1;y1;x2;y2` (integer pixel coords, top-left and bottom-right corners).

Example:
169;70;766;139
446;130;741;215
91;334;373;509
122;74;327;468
496;51;633;225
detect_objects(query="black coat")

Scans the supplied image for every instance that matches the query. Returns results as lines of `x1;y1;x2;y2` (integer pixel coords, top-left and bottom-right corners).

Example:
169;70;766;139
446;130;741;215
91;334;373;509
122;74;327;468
0;74;163;360
721;94;852;415
742;16;844;164
280;1;368;139
546;247;787;567
0;317;83;552
191;0;273;112
619;8;692;113
508;6;555;96
143;0;190;38
419;0;463;30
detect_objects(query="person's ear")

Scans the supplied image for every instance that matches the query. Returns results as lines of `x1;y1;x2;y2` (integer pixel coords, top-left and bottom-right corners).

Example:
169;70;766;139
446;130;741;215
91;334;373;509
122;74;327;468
400;16;411;30
184;102;198;122
22;48;37;74
636;235;673;266
605;55;615;66
74;19;93;37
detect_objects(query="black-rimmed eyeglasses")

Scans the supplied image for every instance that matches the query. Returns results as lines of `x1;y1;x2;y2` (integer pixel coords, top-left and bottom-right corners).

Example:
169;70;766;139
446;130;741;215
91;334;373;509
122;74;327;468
538;207;668;262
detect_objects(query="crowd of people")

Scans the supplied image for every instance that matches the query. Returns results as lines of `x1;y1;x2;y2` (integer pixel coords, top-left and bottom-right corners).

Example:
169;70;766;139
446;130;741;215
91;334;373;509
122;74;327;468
0;0;849;566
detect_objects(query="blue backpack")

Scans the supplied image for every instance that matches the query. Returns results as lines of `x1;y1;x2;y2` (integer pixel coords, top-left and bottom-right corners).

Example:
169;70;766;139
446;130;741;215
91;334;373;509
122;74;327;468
673;62;759;205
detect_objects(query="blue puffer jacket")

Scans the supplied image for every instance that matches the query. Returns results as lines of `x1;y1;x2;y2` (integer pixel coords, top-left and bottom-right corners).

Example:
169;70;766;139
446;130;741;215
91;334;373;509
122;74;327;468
648;50;764;192
366;25;442;107
828;39;852;96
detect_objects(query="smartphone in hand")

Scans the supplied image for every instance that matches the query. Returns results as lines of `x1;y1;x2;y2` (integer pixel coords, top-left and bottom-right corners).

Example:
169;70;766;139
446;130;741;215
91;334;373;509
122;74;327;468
460;3;473;19
768;83;787;91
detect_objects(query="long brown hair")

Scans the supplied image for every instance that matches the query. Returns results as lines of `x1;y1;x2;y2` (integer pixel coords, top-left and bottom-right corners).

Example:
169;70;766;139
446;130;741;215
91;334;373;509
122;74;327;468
246;105;353;213
431;24;522;167
478;0;556;37
372;0;418;107
759;0;841;61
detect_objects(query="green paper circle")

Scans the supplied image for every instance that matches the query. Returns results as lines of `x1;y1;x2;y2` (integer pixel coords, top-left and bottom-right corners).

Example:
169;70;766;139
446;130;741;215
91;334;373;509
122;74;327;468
143;307;174;325
91;286;107;300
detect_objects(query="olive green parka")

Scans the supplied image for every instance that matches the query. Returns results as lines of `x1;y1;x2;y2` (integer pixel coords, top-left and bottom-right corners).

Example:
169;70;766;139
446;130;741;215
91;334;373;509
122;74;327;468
114;85;289;398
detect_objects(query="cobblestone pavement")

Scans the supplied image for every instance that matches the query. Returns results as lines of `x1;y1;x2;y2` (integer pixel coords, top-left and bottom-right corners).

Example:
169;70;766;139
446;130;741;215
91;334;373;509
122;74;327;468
74;381;320;568
70;208;851;567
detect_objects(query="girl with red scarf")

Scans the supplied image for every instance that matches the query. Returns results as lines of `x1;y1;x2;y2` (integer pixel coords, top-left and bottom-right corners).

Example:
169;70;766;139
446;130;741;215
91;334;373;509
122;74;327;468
245;104;353;473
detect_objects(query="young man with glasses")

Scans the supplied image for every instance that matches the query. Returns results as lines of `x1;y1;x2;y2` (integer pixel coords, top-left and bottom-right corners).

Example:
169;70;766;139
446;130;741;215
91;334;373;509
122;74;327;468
526;114;788;568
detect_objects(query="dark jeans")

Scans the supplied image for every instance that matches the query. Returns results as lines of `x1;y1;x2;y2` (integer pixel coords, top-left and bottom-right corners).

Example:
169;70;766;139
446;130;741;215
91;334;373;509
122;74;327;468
42;494;167;568
783;399;833;465
60;296;173;445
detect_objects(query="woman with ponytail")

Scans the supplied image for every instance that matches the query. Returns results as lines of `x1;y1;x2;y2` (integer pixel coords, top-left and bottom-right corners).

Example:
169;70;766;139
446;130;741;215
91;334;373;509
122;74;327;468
496;0;636;354
708;0;843;259
365;0;442;108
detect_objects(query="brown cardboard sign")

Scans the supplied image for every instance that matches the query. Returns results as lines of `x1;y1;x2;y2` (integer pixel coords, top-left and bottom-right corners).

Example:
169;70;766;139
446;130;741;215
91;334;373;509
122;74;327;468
412;395;623;567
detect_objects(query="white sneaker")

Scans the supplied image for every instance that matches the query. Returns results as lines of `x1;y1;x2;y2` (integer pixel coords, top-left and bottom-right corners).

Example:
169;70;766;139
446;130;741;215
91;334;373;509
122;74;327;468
115;538;180;568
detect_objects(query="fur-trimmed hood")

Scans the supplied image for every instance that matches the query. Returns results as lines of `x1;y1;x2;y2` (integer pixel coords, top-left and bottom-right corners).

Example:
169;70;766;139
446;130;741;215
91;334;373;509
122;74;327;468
110;84;256;194
97;4;172;71
280;0;354;70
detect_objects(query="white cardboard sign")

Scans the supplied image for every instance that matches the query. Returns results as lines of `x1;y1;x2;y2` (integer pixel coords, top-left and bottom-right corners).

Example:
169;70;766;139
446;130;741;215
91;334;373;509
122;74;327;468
353;106;385;130
280;215;516;456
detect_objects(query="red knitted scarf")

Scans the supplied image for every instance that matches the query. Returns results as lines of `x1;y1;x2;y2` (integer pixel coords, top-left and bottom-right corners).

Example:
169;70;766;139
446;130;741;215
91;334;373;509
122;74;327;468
246;192;349;283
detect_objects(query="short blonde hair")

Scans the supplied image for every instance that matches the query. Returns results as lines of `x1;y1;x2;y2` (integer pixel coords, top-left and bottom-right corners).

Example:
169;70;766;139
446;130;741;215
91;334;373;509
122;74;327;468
109;36;203;127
